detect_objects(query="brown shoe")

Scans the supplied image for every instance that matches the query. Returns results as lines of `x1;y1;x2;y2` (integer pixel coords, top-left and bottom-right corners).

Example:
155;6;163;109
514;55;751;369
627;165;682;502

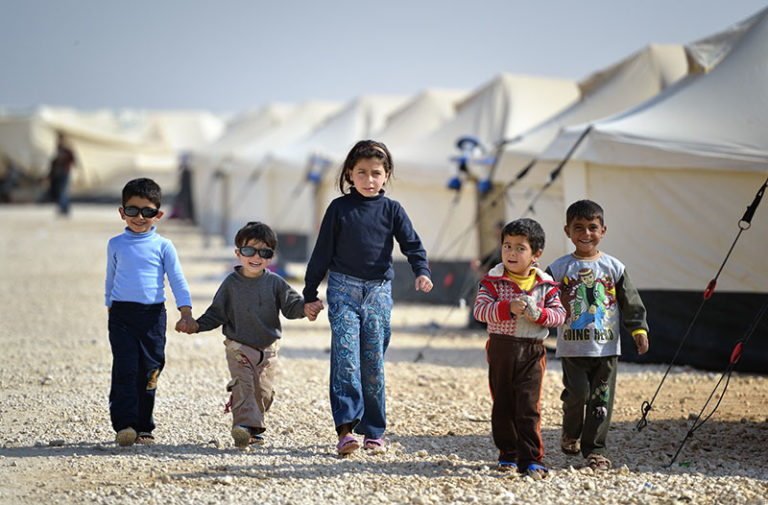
116;427;137;447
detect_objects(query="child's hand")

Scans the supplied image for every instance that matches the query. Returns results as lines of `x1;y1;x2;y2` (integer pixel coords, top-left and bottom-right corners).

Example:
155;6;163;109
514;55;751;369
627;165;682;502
415;275;433;293
304;300;324;321
175;307;197;333
633;332;649;355
521;294;542;322
509;298;527;316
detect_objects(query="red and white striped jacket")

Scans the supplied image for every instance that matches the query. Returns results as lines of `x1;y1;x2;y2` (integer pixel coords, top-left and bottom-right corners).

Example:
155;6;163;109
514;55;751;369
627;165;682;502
473;263;566;339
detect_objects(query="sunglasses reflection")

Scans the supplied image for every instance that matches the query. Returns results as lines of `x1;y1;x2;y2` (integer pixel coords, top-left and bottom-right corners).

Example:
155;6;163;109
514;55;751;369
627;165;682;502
123;206;159;218
238;246;274;259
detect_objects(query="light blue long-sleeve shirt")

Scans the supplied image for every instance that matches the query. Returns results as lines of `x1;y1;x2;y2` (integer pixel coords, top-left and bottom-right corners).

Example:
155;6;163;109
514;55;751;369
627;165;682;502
105;226;192;309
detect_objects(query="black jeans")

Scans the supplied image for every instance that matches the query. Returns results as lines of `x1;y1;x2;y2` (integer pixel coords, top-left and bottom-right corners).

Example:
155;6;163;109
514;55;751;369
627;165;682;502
108;302;166;434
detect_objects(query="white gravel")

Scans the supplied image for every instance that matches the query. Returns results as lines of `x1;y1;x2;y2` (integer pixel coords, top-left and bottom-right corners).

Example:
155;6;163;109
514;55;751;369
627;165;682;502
1;204;767;505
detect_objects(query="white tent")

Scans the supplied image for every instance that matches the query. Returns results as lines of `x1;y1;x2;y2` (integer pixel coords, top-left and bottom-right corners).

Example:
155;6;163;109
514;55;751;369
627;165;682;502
187;103;298;240
490;44;691;267
391;73;580;264
254;94;410;241
0;105;225;200
536;8;768;371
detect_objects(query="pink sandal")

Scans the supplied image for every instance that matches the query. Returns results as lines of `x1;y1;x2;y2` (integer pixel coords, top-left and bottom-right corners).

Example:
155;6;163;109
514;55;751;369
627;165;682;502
336;435;359;455
363;437;385;453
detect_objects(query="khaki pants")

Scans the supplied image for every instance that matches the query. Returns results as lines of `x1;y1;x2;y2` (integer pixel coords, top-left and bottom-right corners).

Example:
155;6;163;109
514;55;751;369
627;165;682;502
224;339;278;434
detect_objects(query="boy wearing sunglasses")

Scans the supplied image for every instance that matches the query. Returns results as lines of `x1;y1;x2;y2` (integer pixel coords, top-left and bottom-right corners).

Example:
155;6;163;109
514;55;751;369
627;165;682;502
180;221;323;448
105;178;195;447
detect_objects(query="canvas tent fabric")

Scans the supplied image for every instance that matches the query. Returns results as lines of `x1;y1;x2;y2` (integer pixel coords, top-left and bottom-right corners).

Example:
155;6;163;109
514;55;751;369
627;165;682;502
187;103;301;241
489;44;692;268
248;94;410;239
535;7;768;372
0;106;224;199
388;74;579;269
379;75;579;304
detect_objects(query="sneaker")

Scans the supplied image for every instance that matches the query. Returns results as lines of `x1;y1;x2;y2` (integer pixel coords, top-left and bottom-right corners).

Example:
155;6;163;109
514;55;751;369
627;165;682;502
116;427;137;447
231;425;252;449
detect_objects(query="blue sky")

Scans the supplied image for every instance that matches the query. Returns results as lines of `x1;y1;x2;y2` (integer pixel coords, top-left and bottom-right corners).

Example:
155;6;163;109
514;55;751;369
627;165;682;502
1;0;766;112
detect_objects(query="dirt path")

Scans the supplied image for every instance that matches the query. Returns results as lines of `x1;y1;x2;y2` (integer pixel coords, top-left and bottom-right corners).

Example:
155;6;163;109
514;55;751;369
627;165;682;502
1;204;766;505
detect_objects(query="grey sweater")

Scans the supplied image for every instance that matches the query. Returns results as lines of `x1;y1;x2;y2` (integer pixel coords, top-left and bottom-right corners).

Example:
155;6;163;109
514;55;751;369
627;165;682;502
196;267;305;349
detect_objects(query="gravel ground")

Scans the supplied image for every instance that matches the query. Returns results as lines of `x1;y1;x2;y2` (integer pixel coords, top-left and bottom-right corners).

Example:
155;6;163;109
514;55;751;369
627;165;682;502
1;203;767;505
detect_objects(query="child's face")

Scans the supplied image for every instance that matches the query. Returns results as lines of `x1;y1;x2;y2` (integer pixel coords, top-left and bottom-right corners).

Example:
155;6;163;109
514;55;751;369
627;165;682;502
119;196;163;234
565;216;606;258
235;238;273;278
501;234;542;276
348;158;388;197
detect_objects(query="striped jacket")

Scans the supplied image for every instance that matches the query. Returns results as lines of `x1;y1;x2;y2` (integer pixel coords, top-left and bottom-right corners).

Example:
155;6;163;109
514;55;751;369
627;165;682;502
473;263;566;339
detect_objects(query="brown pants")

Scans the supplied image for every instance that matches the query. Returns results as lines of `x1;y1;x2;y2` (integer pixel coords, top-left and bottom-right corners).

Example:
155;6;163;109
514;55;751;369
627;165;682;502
224;339;277;434
486;334;546;467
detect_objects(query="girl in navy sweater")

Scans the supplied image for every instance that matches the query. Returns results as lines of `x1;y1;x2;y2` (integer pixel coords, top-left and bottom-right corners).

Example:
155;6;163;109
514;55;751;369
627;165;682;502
303;140;433;455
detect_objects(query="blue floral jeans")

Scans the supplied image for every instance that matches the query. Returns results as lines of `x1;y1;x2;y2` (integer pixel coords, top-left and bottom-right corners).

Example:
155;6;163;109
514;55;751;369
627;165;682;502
327;271;393;438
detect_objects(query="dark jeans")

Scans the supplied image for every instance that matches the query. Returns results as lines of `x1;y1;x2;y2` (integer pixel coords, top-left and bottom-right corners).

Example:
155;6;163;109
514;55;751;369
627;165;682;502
560;355;618;457
50;173;70;215
108;302;167;434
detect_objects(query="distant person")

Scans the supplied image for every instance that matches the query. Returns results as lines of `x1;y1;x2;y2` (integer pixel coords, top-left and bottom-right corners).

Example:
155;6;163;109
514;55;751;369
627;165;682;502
303;140;433;456
169;154;195;221
104;178;196;446
0;155;21;203
473;218;566;479
47;132;77;215
178;221;323;448
546;199;649;471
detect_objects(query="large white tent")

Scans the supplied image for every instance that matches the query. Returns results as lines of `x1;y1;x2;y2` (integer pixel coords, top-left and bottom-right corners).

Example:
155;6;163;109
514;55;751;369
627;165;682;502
188;103;298;240
489;44;691;267
0;105;225;201
377;74;580;303
391;73;580;266
538;7;768;372
248;94;410;249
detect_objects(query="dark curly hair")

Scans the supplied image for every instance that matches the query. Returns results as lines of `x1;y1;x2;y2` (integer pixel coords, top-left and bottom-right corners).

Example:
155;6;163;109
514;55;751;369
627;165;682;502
501;218;545;253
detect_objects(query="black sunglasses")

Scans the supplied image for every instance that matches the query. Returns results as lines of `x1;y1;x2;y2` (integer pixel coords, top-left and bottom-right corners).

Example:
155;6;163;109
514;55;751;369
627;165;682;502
123;206;160;218
238;246;274;259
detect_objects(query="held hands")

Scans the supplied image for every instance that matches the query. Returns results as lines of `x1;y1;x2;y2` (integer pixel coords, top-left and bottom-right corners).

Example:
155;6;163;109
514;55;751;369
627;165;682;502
304;300;324;321
415;275;433;293
633;332;649;355
175;306;199;334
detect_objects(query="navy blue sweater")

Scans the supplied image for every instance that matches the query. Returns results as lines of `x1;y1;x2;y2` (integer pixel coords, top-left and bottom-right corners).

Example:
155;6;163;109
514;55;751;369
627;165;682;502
303;188;431;302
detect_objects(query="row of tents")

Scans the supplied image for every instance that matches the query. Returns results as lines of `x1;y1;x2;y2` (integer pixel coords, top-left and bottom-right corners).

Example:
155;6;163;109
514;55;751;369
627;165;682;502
1;7;767;372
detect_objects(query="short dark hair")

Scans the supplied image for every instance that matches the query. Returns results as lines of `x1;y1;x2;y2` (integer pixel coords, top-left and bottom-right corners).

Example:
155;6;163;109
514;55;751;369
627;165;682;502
122;178;162;208
566;199;604;226
502;218;545;253
234;221;277;249
337;139;393;193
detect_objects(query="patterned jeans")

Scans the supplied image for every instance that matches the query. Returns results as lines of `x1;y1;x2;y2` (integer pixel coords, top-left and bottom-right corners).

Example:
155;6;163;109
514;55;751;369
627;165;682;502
327;271;392;439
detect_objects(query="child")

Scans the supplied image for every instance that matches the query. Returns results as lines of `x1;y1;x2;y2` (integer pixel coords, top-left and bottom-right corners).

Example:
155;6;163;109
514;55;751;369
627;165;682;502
303;140;433;456
473;218;566;478
105;177;196;446
180;221;323;448
546;199;649;471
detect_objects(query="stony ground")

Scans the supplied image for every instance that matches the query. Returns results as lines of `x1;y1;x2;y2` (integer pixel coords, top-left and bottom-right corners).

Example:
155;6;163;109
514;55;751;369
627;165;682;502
1;204;766;505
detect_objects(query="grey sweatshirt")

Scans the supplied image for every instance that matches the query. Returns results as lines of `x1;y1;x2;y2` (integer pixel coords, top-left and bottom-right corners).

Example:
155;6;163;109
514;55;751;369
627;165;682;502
196;267;305;349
